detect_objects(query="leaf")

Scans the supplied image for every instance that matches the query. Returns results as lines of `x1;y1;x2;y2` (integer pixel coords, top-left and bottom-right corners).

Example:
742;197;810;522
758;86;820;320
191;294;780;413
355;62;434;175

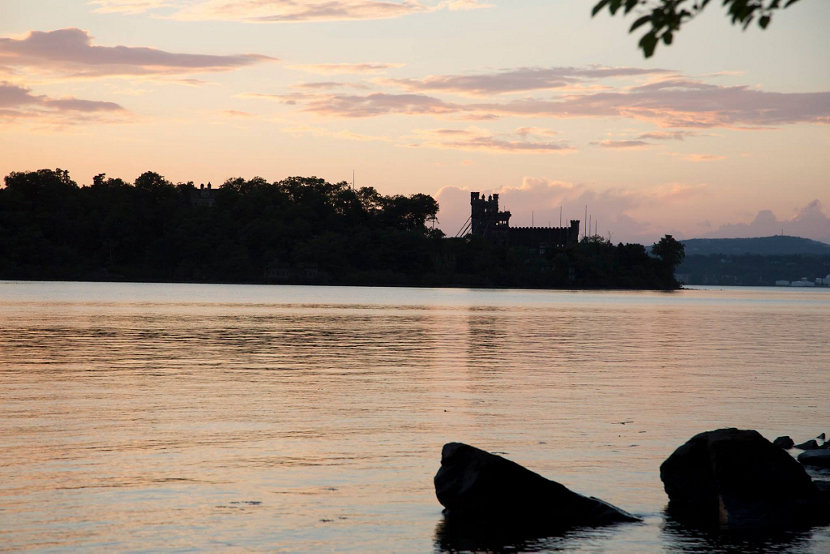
591;0;611;17
639;32;658;58
662;31;673;45
759;14;771;29
629;15;652;32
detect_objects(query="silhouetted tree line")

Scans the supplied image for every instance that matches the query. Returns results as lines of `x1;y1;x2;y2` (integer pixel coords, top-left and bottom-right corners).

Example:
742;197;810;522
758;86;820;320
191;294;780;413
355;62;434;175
0;168;683;289
678;254;830;286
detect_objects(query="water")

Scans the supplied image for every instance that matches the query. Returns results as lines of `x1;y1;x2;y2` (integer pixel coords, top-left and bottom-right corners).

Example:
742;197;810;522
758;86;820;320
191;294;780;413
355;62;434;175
1;281;828;552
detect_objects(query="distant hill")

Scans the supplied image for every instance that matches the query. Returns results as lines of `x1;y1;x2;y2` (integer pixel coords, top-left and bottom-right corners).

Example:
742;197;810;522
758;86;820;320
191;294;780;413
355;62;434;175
681;236;830;256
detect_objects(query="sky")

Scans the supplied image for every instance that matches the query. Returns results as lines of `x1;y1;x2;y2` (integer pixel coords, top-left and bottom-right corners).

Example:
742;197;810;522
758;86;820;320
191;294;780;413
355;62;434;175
1;0;829;244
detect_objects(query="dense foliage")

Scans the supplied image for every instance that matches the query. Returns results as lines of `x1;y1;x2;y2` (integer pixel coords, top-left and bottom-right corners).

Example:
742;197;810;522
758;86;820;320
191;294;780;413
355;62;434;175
0;169;682;289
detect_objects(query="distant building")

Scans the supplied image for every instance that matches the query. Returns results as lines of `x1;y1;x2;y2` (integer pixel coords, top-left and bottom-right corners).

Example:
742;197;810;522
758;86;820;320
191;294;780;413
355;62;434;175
469;192;579;251
192;182;216;207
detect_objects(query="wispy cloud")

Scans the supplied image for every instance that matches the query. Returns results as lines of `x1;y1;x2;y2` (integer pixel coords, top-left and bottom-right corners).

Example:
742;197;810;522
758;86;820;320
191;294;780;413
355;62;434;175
0;28;275;78
102;0;491;22
407;127;573;153
386;66;672;96
264;72;830;128
472;80;830;128
284;91;461;117
286;62;404;75
88;0;172;14
0;81;127;123
678;153;727;162
592;139;650;149
223;109;253;118
590;129;700;148
637;130;697;141
291;81;370;90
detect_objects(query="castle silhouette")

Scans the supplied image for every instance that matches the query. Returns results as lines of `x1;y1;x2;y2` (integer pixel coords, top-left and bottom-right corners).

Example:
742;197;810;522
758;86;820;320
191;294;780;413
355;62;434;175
470;192;579;251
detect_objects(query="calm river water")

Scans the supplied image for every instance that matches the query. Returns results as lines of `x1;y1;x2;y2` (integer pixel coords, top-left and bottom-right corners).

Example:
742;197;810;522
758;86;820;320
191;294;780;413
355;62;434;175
1;281;829;552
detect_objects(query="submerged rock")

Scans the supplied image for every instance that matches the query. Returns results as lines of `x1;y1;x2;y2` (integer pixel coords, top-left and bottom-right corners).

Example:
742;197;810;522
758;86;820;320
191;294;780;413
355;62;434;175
660;428;829;531
772;435;794;449
799;450;830;469
434;442;639;537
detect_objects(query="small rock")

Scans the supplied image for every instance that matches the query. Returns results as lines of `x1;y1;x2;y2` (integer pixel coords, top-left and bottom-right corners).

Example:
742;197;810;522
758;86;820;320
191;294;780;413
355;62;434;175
773;436;794;449
795;439;820;451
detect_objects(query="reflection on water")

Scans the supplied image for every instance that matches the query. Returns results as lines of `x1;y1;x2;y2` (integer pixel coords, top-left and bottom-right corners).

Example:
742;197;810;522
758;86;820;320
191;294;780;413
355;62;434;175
1;282;829;551
661;514;817;553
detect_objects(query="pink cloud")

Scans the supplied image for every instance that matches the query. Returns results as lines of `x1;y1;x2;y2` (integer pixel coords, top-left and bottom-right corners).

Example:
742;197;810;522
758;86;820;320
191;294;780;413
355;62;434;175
287;62;404;75
386;66;672;96
0;28;274;77
637;130;695;141
303;92;459;117
705;200;830;243
592;139;650;148
292;81;370;90
0;81;126;123
473;83;830;128
268;72;830;128
408;127;573;153
88;1;171;14
163;0;490;23
679;153;726;162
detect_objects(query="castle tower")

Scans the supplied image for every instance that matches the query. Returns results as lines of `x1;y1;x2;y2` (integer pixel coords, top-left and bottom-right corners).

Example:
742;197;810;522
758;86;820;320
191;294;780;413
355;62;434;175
470;192;510;237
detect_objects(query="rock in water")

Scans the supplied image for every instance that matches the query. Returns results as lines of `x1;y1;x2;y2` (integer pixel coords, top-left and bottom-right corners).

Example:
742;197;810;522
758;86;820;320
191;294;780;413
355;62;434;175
772;435;794;449
434;442;638;533
799;450;830;469
660;428;829;530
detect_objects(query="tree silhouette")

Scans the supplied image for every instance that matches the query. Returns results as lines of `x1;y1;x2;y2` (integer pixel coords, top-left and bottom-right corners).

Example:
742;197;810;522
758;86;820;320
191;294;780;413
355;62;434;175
592;0;802;57
0;168;682;289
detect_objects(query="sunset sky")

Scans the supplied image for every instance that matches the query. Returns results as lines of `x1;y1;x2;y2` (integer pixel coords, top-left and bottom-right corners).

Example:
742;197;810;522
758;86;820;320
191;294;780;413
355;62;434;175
2;0;829;243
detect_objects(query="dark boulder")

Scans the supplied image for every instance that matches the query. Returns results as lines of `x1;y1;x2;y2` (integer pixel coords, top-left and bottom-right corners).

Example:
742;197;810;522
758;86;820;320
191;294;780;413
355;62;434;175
434;442;639;537
795;439;820;451
799;450;830;469
660;428;829;531
772;435;794;449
